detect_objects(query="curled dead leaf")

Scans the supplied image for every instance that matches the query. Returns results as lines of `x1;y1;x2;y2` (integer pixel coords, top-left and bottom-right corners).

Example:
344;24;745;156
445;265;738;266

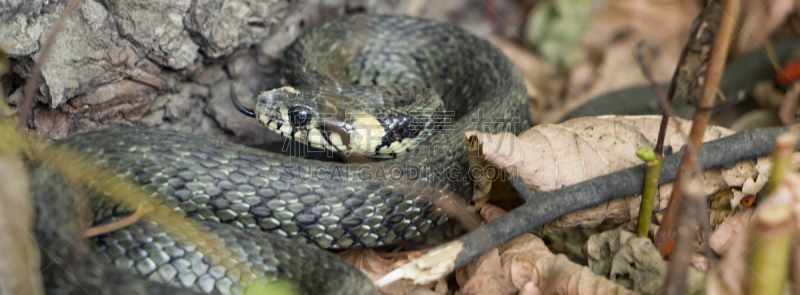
499;234;637;295
585;230;635;276
608;238;668;295
457;249;516;295
455;205;636;295
707;172;800;294
480;204;508;223
586;230;704;295
463;131;525;209
707;189;736;230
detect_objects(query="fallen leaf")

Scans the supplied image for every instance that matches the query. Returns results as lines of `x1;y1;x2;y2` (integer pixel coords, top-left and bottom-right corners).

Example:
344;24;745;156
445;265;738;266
705;232;748;295
490;36;565;122
539;0;700;122
708;207;755;256
736;0;797;53
480;203;508;223
500;234;638;295
457;249;516;295
466;115;762;234
587;230;705;295
707;171;800;295
456;206;638;295
585;230;635;276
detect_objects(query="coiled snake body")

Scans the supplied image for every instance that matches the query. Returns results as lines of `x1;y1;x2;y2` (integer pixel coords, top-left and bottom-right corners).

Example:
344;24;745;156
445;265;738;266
43;15;531;295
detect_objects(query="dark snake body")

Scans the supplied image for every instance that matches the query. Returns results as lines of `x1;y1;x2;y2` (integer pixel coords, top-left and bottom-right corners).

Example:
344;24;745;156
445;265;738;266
41;15;531;294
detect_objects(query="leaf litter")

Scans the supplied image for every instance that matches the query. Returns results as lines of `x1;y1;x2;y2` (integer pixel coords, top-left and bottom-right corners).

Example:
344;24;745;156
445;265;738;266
363;113;800;294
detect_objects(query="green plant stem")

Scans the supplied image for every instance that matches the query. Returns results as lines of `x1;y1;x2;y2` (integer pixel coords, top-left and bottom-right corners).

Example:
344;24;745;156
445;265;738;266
635;153;662;237
747;206;791;295
765;131;797;195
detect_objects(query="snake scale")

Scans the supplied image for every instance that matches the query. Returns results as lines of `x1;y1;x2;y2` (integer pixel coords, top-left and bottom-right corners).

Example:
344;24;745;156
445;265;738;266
34;14;532;294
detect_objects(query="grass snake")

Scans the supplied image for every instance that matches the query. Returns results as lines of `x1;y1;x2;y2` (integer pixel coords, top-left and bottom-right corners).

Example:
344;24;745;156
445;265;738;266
37;14;532;294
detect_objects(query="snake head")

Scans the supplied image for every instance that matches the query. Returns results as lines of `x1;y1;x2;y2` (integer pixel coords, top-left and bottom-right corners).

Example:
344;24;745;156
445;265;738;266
254;85;441;158
254;86;356;154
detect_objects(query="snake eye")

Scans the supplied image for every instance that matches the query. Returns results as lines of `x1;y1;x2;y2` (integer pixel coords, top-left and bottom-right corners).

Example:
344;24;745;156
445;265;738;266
288;106;313;127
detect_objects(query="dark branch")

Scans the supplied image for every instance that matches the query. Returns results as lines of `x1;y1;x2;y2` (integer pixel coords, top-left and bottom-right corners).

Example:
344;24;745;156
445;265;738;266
453;124;798;268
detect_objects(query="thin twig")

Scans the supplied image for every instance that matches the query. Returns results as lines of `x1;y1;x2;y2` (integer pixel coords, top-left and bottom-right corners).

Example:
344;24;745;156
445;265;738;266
635;41;680;123
17;0;83;128
656;0;739;256
378;123;800;286
633;41;703;237
664;179;704;295
561;39;800;122
655;50;684;156
634;41;694;160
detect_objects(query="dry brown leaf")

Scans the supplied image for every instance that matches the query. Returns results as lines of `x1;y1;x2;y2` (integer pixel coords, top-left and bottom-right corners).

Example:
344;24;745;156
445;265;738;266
374;241;463;289
736;0;798;53
710;156;798;254
456;206;636;295
607;237;667;294
585;230;635;276
586;230;704;295
705;231;748;295
465;135;495;208
489;36;565;123
456;204;516;294
519;282;544;295
709;208;756;256
480;203;508;223
455;204;518;295
540;0;700;122
499;234;638;295
457;249;516;295
464;132;526;209
553;0;800;122
465;115;758;234
707;172;800;294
